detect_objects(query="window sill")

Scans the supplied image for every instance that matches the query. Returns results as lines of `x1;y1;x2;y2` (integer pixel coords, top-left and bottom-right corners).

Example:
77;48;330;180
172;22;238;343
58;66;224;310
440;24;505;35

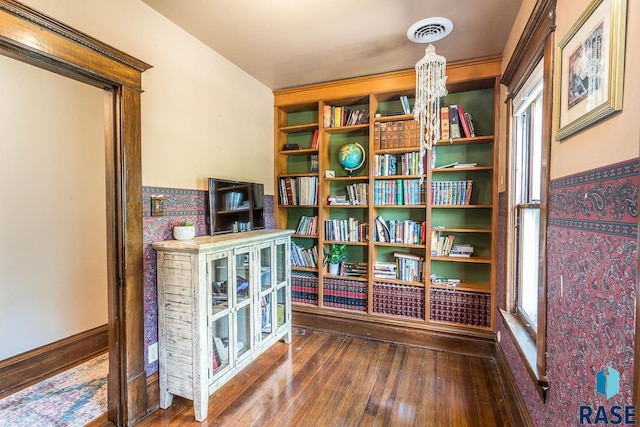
499;309;549;402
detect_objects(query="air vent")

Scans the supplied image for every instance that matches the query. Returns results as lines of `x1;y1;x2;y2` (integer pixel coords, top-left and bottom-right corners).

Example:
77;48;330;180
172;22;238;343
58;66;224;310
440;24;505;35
407;17;453;43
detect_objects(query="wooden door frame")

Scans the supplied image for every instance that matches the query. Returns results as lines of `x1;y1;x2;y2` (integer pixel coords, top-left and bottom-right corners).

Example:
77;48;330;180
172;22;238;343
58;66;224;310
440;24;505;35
0;1;152;425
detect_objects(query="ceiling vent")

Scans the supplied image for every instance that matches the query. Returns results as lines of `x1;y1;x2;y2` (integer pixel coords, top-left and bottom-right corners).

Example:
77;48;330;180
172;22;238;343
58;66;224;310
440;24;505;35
407;17;453;43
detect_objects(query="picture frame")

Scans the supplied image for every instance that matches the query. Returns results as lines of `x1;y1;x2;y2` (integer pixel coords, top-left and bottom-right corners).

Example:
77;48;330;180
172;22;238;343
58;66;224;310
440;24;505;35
555;0;627;140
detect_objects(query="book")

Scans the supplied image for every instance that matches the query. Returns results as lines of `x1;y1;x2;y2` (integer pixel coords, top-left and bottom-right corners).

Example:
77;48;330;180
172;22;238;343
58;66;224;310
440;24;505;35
449;105;462;139
440;107;450;140
311;128;319;149
453;162;477;168
464;112;476;137
400;95;411;114
435;162;458;169
374;215;391;242
456;105;472;138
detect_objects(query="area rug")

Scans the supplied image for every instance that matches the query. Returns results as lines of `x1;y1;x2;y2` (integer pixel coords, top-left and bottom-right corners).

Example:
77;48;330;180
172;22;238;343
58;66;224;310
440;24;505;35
0;353;108;427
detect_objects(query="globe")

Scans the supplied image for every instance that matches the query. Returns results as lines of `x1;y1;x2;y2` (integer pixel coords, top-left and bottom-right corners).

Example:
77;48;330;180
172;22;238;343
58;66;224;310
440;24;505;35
338;143;366;176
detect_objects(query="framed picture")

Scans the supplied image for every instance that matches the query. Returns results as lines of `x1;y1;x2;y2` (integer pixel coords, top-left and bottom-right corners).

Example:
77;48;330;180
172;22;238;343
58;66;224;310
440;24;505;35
555;0;627;140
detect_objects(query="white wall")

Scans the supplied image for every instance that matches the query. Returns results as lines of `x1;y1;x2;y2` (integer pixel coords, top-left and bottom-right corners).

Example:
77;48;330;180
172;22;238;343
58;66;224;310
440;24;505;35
19;0;276;193
0;55;107;359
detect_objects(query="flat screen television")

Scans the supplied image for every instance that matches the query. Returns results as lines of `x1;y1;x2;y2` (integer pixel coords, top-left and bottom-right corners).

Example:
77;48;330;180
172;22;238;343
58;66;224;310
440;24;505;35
208;177;265;235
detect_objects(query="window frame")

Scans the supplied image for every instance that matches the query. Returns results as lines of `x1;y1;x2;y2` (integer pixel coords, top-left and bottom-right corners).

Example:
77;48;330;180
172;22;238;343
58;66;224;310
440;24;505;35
499;0;556;401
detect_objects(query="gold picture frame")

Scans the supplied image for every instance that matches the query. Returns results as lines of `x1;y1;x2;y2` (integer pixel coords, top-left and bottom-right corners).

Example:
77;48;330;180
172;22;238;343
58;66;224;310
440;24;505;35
555;0;627;140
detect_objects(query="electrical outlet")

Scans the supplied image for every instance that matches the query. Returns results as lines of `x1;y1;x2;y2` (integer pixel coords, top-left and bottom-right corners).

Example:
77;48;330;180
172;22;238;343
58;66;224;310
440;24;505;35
148;342;158;364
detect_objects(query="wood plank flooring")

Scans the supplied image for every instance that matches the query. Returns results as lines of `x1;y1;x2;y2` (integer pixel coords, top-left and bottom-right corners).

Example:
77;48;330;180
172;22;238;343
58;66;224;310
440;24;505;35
125;328;514;427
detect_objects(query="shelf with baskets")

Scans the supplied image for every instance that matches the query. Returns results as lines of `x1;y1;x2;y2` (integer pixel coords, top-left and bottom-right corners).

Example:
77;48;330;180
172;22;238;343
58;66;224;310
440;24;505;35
274;58;500;334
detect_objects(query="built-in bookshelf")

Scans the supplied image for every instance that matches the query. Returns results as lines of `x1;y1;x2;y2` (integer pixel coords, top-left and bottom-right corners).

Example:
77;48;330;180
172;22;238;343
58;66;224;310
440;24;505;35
274;57;500;337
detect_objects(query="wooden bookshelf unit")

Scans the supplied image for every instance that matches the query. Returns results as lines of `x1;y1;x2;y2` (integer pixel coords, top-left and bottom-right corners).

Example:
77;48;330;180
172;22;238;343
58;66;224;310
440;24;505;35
273;57;500;338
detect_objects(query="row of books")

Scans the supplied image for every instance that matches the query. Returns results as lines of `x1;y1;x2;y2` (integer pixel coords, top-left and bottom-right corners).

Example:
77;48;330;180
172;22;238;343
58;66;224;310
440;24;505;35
431;180;473;206
373;152;425;177
310;154;319;173
373;119;419;149
441;104;475;140
327;183;368;206
291;243;318;268
324;218;368;242
291;271;318;305
373;282;425;319
278;176;318;206
430;230;475;257
337;261;368;278
323;105;369;128
394;252;424;282
374;216;427;245
295;215;318;235
373;179;426;206
323;277;367;311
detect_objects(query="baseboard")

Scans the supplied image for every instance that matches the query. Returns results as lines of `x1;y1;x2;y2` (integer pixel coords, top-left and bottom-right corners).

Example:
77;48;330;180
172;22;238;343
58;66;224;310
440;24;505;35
146;371;160;414
495;341;534;427
293;310;495;358
0;324;108;398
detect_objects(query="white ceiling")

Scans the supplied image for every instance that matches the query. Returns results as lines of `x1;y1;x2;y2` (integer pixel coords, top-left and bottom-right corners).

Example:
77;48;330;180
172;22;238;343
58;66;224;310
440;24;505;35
141;0;523;90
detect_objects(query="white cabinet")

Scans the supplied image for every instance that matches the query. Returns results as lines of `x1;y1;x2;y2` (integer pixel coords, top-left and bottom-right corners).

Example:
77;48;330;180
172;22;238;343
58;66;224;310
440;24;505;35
153;229;293;421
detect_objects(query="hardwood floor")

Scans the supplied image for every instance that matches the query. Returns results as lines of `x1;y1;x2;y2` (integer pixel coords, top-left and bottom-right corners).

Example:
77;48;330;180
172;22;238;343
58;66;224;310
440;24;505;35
126;327;516;427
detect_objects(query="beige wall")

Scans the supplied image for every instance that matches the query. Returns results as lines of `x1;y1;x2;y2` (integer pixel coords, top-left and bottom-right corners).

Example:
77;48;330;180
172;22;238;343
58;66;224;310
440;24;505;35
551;0;639;177
0;55;107;359
500;0;639;188
21;0;275;193
1;0;274;358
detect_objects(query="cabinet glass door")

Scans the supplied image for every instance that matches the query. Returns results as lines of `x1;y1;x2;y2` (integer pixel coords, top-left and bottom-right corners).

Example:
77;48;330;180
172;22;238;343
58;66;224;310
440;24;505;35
235;303;252;359
259;245;272;292
260;293;273;339
210;314;231;378
210;253;230;316
234;250;251;305
275;240;287;286
276;285;288;328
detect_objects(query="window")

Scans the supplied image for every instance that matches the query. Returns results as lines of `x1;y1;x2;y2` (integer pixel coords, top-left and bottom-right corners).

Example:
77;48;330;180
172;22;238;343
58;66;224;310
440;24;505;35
499;0;555;399
511;62;543;337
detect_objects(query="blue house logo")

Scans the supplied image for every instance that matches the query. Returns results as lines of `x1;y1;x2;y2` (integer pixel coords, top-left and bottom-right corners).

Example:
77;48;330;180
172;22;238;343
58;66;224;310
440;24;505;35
579;365;636;424
596;366;620;400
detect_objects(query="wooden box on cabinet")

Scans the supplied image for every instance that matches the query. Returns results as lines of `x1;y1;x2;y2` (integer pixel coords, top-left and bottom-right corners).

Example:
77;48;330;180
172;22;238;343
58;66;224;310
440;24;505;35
152;229;294;421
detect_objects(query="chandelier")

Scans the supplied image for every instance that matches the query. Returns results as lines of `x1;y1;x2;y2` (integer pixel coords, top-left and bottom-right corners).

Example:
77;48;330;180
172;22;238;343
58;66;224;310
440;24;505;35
407;18;452;175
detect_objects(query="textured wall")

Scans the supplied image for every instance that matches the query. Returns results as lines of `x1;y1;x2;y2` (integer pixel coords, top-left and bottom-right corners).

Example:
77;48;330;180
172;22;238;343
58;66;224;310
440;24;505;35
498;159;638;425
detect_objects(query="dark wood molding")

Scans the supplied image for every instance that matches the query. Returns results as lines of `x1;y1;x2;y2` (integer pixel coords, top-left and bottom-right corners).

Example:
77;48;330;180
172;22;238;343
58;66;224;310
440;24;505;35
501;0;557;96
495;340;535;427
293;310;495;358
0;2;151;425
0;325;108;399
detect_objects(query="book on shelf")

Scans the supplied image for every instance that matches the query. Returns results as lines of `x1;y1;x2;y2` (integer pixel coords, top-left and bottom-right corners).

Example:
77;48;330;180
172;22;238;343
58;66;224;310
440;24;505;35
453;163;478;168
339;261;368;278
324;218;368;242
440;107;450;140
311;128;319;149
323;105;369;127
310;154;319;173
295;215;318;235
448;105;462;139
400;95;411;115
393;252;423;282
456;104;472;138
464;112;476;137
373;261;397;279
278;176;318;206
435;161;459;169
374;215;391;243
431;180;473;206
291;243;318;268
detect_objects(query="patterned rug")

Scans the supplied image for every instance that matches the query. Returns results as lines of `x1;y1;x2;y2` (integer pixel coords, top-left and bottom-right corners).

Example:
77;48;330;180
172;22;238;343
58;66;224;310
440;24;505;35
0;353;108;427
